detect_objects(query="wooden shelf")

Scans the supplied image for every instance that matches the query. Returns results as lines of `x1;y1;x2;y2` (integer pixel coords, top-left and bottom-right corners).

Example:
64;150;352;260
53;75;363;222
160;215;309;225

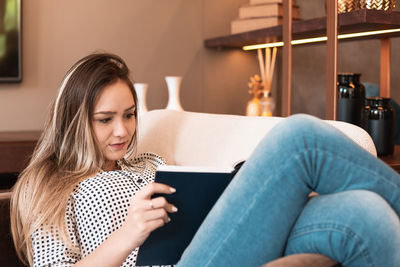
204;9;400;49
379;145;400;173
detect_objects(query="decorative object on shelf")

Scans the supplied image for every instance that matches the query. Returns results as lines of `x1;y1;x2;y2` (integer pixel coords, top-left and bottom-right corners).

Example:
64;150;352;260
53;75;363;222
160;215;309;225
364;82;400;146
337;0;359;13
165;76;184;111
231;16;301;35
257;47;277;95
257;47;277;117
259;90;275;117
363;97;395;156
230;0;301;34
337;73;366;126
246;74;263;116
245;47;277;116
359;0;395;11
337;0;395;13
238;3;300;19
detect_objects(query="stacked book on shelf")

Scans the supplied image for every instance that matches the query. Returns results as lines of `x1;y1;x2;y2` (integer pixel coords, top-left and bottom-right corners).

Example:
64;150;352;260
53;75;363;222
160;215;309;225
231;0;301;34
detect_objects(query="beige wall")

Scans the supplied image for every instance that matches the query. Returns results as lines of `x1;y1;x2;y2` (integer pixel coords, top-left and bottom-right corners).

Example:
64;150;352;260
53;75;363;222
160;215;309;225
0;0;207;131
1;0;400;130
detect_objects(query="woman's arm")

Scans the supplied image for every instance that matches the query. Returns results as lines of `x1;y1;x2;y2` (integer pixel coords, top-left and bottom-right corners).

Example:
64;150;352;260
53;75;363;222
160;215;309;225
73;183;177;267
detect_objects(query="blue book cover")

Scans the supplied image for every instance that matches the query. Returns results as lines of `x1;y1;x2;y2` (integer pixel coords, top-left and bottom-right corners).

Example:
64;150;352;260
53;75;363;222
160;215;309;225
135;162;244;265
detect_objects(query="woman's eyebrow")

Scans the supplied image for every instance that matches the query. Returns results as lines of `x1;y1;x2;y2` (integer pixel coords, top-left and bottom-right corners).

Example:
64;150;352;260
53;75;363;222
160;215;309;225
93;111;116;115
125;105;136;111
94;105;136;115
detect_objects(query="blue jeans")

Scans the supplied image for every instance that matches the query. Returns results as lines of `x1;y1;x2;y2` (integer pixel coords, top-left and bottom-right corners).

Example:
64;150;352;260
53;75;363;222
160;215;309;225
177;114;400;267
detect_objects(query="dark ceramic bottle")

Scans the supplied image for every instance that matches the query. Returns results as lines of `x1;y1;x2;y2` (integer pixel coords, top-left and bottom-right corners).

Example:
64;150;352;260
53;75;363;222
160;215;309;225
337;73;366;126
363;97;395;156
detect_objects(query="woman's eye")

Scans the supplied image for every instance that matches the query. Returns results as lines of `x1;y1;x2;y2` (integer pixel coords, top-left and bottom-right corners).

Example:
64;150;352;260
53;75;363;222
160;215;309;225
126;113;135;119
99;118;111;123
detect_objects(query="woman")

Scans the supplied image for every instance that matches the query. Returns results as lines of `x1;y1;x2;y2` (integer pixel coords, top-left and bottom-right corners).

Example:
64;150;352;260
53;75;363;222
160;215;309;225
11;53;400;267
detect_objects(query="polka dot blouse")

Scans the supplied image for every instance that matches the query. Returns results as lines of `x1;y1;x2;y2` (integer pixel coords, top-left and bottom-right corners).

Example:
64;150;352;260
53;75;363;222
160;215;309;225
32;153;171;267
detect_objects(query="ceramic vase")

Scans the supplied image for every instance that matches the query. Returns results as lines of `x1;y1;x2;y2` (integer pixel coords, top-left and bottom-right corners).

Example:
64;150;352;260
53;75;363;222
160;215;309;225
134;83;149;115
165;76;184;111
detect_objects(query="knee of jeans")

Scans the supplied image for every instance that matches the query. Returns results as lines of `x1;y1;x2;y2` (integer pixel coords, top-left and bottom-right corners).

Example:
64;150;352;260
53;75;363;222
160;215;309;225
269;114;324;143
287;190;400;265
309;190;399;238
341;190;399;239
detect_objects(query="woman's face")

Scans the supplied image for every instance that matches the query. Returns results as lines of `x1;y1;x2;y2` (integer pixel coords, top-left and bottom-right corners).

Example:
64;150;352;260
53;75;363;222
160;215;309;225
92;79;136;171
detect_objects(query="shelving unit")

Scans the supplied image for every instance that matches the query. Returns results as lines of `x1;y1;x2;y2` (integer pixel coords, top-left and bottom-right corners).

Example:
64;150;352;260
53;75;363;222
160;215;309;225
204;9;400;49
204;8;400;119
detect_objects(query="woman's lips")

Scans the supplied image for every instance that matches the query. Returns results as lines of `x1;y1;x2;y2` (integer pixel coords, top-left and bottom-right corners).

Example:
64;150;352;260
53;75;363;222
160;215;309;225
110;142;127;150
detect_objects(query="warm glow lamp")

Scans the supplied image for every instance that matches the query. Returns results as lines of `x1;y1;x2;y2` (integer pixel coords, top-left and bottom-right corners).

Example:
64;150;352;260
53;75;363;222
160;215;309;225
242;28;400;50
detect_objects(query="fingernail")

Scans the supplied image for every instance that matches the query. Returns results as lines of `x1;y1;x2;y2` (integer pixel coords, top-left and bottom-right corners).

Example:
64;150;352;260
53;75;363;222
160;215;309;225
170;187;176;193
167;217;171;223
172;206;178;212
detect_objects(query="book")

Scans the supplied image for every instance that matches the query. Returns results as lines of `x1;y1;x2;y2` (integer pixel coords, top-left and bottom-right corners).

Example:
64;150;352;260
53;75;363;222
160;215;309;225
239;3;300;19
231;15;300;34
135;161;245;265
250;0;297;5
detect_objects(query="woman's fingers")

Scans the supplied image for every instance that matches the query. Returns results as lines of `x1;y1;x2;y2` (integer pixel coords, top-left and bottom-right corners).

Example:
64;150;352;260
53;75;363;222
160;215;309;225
142;208;171;224
123;183;178;247
131;183;177;213
150;196;178;213
137;182;176;199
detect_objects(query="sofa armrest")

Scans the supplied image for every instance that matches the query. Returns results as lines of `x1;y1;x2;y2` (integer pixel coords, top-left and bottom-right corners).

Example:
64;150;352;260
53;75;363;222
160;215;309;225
0;192;25;266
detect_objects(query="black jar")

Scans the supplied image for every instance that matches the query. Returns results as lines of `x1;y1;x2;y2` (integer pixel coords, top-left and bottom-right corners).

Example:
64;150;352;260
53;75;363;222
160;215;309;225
363;97;395;156
337;73;366;126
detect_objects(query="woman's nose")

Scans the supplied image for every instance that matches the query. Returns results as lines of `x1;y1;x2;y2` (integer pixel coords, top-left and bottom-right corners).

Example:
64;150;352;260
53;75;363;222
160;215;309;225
113;119;128;137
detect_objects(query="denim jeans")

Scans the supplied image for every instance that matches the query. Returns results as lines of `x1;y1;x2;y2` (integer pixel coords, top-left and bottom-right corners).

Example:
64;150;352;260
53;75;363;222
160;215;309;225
177;114;400;267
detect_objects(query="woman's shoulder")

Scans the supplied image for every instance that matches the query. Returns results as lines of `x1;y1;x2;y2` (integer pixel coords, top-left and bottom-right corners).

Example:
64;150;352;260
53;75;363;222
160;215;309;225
125;152;166;167
71;171;135;201
72;153;165;199
118;152;166;174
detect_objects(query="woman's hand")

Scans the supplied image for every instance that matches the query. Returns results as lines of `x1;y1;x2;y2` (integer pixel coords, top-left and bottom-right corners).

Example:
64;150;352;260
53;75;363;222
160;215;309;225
72;183;177;267
120;182;178;249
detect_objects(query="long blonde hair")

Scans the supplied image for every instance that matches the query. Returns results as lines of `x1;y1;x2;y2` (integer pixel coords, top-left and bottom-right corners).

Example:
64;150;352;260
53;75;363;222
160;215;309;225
10;53;138;266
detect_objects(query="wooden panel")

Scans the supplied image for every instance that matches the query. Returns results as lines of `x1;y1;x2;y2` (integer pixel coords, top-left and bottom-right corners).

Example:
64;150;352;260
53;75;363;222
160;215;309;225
380;38;391;98
326;0;338;120
282;0;292;117
0;131;41;173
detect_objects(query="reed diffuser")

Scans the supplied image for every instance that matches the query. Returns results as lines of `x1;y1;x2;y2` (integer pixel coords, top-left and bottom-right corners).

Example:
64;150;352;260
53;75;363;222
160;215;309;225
246;47;277;116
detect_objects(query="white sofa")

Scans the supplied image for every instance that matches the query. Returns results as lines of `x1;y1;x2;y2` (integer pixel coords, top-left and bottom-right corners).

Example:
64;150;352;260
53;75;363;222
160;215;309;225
136;110;376;267
137;110;376;166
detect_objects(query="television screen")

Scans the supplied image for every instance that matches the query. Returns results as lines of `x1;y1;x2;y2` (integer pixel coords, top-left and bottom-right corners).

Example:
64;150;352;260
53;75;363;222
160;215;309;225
0;0;21;82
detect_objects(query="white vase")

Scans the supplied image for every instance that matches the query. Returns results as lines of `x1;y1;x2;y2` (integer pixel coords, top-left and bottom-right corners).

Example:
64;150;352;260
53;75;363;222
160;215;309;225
134;83;149;115
165;76;184;111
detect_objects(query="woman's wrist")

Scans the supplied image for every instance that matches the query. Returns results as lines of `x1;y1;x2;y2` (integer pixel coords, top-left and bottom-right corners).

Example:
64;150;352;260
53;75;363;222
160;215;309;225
73;225;138;267
115;223;141;253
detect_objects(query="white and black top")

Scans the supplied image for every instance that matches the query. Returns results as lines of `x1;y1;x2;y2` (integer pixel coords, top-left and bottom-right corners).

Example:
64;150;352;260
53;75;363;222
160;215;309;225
32;153;168;267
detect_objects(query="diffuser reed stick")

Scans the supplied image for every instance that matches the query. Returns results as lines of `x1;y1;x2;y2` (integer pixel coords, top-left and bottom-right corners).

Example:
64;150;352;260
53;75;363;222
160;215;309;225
257;47;277;92
257;49;266;83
